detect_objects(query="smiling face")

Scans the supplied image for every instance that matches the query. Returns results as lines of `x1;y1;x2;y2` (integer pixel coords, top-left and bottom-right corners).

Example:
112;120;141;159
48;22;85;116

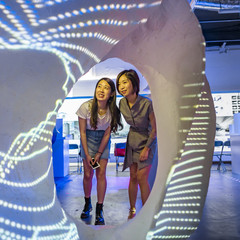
95;80;113;103
118;74;135;98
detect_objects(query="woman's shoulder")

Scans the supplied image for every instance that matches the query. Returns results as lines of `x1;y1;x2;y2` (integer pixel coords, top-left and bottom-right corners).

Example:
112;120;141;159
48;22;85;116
119;97;127;106
119;97;131;112
138;95;152;104
81;99;93;109
77;99;93;117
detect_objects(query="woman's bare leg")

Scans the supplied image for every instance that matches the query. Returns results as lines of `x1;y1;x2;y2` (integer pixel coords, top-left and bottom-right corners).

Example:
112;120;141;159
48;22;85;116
128;163;138;209
137;165;152;205
95;159;108;203
82;159;94;197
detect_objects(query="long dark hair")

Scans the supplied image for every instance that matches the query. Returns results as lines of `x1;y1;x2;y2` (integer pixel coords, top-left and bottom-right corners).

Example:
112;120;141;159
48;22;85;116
90;77;123;132
116;69;140;95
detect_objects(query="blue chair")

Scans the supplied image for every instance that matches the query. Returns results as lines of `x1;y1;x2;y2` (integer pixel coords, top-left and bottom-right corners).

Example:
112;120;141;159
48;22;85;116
69;143;82;174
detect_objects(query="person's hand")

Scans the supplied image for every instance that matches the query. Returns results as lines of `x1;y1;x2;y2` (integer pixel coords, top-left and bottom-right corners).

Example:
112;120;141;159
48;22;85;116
139;147;150;161
86;154;93;167
94;152;102;164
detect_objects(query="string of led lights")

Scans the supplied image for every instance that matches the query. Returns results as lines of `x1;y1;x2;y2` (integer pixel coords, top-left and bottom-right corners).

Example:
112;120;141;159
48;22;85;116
31;2;162;26
0;0;217;239
146;63;215;239
0;187;57;212
0;1;166;239
0;100;63;181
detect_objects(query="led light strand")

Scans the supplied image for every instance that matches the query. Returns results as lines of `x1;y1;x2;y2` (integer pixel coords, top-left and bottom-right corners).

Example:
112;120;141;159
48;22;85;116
0;3;31;41
172;166;203;178
31;223;79;240
0;208;69;233
170;174;203;185
2;100;62;161
50;41;100;63
162;203;201;208
157;210;199;216
33;2;161;26
39;31;119;45
0;155;52;187
181;149;206;156
0;187;56;213
156;217;200;227
0;41;81;91
164;196;201;202
166;189;201;198
32;0;70;9
167;182;202;192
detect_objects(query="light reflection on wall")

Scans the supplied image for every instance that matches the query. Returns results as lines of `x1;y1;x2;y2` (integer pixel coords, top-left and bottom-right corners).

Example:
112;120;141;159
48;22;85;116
0;0;216;239
0;1;163;239
147;78;215;239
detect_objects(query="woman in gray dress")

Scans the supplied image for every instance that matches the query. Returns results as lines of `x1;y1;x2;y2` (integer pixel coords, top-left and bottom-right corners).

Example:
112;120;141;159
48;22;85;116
116;69;157;220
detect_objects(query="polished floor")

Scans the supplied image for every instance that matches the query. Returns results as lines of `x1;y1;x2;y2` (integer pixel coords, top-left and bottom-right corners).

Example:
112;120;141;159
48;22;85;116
55;161;240;240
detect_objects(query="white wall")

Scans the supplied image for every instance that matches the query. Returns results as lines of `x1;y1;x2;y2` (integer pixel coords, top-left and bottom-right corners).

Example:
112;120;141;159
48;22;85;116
206;48;240;92
59;49;240;122
66;49;240;100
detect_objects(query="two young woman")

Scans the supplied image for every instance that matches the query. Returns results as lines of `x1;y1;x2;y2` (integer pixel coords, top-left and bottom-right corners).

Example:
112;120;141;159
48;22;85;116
77;69;157;224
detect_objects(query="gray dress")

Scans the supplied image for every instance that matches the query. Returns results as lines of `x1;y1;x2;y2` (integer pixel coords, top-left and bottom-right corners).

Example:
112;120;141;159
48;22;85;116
119;95;157;171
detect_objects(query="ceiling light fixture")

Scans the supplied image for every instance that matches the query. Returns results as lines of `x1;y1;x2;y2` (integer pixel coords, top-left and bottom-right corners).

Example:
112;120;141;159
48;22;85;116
218;7;240;14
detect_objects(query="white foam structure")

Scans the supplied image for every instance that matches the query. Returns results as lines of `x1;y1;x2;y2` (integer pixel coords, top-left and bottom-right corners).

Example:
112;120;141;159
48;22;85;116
0;0;215;239
233;113;240;134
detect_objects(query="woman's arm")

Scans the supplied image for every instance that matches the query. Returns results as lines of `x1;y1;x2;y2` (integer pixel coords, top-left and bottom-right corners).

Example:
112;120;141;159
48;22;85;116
139;111;157;161
94;126;111;164
78;117;93;166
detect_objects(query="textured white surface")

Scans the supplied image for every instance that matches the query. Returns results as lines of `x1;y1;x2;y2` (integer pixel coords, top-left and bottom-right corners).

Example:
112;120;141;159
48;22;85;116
230;135;240;175
0;0;215;239
233;113;240;134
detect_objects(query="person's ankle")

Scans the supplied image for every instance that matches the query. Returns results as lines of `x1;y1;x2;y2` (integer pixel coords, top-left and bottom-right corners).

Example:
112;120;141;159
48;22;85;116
128;207;136;220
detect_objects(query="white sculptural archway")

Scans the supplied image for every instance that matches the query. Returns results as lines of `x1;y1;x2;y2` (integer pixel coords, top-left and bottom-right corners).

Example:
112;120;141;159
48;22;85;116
0;0;215;239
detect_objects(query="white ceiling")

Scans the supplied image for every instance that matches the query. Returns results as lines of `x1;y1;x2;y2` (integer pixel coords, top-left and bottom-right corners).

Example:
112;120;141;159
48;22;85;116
68;57;150;97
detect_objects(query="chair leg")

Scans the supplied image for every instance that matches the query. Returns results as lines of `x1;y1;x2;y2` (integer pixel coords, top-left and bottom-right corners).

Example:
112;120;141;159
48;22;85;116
79;156;83;174
217;156;221;170
217;144;227;172
218;162;227;172
80;160;83;173
222;162;227;172
116;156;119;172
217;157;227;172
77;156;80;173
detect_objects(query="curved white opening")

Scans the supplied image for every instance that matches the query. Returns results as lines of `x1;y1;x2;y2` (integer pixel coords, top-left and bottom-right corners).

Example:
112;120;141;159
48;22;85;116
0;1;215;240
56;57;159;226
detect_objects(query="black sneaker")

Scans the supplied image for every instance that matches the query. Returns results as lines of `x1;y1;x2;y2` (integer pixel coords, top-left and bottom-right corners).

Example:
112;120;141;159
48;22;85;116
80;200;92;219
95;203;105;225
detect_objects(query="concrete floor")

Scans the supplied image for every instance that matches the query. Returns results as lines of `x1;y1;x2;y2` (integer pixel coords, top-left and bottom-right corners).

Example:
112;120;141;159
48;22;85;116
189;164;240;240
55;162;240;240
55;163;142;226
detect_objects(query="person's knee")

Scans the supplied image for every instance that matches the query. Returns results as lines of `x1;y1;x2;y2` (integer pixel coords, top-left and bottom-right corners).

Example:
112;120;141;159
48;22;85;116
136;174;142;184
84;171;93;181
130;172;138;183
96;170;106;181
137;172;147;185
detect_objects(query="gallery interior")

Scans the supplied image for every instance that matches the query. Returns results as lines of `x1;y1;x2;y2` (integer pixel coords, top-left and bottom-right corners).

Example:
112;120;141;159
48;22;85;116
0;0;240;240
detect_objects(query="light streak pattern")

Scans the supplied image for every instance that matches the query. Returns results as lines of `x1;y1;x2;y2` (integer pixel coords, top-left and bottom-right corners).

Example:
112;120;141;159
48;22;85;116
0;0;216;239
0;1;162;239
147;77;216;239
